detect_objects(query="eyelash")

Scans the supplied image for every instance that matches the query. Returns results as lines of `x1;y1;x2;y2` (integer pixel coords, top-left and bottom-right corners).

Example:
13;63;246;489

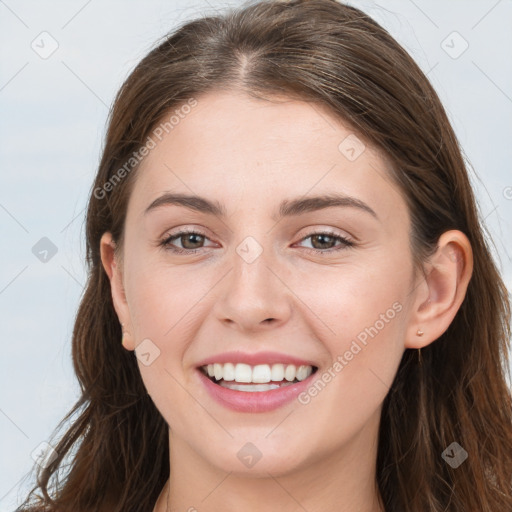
158;228;355;256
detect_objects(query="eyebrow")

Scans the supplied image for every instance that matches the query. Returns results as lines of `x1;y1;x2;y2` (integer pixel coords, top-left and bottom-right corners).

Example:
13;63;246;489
144;192;378;221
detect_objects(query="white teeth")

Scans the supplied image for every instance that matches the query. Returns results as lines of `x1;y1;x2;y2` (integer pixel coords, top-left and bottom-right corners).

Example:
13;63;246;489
271;364;284;381
214;363;223;381
202;362;314;384
252;364;272;383
284;364;296;382
235;363;252;383
296;365;309;381
223;362;235;381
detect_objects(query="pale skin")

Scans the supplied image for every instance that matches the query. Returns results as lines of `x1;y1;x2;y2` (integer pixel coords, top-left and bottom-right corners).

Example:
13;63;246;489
100;90;473;512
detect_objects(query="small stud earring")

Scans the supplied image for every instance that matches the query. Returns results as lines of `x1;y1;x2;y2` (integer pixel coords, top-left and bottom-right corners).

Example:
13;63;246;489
416;329;424;365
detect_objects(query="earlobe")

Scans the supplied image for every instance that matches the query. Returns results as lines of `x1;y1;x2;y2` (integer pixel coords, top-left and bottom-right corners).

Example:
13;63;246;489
100;232;136;351
121;323;135;351
405;230;473;349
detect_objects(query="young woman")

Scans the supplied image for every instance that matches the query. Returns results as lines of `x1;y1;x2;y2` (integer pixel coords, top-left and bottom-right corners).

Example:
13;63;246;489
16;1;512;511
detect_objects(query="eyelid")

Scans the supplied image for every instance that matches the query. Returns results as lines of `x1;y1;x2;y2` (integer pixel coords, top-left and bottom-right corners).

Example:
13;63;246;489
159;226;355;255
294;229;355;255
160;227;217;250
296;224;354;241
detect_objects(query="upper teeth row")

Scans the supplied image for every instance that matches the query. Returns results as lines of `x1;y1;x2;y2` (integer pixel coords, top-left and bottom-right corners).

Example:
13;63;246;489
203;363;314;383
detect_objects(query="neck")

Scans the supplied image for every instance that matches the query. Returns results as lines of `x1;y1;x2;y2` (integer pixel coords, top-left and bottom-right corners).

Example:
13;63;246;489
158;415;385;512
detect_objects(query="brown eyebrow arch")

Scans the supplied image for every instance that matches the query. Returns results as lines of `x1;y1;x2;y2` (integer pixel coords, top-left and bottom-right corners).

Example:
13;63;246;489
144;192;378;221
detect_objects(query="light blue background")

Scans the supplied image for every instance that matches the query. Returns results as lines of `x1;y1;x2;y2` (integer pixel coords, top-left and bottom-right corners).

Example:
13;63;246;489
1;1;511;510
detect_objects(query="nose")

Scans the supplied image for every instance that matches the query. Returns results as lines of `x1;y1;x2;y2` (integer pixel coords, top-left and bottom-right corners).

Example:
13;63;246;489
212;241;293;332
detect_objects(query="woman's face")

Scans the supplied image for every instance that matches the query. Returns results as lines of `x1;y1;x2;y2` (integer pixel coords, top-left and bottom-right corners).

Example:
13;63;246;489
104;90;419;477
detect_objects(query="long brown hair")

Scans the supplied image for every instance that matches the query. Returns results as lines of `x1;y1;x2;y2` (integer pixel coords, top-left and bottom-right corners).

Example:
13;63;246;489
16;1;512;510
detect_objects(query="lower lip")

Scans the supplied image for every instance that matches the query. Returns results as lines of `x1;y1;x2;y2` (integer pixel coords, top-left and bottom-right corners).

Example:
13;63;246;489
196;368;316;413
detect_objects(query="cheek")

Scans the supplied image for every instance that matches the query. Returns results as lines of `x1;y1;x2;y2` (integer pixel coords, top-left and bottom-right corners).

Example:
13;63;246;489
292;279;406;446
125;261;223;394
297;257;407;339
124;266;205;417
126;256;210;336
294;259;408;399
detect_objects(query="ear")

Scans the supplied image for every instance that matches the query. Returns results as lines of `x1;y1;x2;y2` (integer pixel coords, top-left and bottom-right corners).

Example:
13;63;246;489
405;229;473;349
100;232;136;351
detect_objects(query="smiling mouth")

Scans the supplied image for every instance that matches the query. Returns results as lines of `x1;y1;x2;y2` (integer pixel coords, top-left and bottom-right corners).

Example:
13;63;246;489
199;362;318;392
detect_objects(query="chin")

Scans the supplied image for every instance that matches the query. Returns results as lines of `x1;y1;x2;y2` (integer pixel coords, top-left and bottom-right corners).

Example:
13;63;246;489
202;440;309;477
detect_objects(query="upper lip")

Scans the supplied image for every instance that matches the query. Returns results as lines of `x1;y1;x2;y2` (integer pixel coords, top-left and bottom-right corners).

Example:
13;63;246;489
196;350;318;368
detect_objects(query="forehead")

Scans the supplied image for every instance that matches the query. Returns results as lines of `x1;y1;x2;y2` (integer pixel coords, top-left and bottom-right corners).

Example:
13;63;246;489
128;90;404;225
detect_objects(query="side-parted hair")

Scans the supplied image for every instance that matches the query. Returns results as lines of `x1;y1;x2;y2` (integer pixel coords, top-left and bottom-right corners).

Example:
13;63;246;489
17;1;512;511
